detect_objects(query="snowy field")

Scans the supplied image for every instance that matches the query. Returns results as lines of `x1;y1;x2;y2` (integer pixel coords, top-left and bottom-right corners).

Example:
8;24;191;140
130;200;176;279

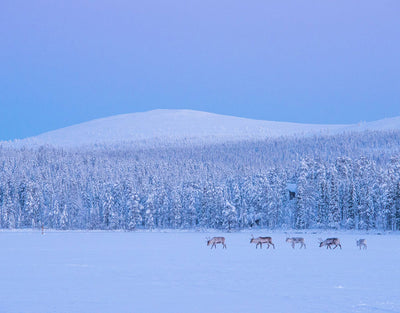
0;231;399;313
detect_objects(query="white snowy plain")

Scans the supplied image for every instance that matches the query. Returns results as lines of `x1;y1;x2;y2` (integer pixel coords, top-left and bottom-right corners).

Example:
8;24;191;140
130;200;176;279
0;231;399;313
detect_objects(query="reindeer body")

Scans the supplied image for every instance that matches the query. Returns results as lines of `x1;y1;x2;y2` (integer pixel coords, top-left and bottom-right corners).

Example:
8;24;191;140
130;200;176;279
207;237;226;249
319;238;341;249
250;236;275;249
286;237;306;249
356;239;367;250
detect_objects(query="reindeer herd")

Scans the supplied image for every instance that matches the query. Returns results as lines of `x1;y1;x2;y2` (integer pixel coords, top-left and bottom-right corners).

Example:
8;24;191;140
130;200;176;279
206;235;368;250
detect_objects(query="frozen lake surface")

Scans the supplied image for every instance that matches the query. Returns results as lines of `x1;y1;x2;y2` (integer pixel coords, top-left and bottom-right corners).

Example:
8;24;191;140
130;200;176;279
0;231;399;313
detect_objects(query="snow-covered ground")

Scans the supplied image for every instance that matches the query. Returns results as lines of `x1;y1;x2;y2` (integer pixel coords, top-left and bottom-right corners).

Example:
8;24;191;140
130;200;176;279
0;231;399;313
8;109;400;147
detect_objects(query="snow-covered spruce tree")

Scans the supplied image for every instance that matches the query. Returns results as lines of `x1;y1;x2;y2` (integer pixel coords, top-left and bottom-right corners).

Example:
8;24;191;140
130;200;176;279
374;172;389;230
144;194;155;230
387;156;400;230
126;193;143;230
334;157;355;229
103;189;113;229
208;185;225;229
170;189;182;229
199;185;213;228
2;184;16;229
1;159;21;228
222;200;237;231
154;184;170;228
231;182;245;228
268;168;287;229
241;176;257;228
109;183;122;229
182;185;197;229
314;162;328;228
23;181;41;229
354;157;377;230
48;199;61;229
87;184;101;230
295;159;316;229
60;205;69;230
327;167;340;229
251;175;269;228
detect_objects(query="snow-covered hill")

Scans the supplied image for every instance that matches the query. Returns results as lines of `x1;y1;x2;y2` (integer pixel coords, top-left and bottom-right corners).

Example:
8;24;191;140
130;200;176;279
8;109;400;147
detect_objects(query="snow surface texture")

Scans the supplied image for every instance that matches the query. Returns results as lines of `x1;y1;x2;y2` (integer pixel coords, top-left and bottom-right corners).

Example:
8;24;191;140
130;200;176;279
1;231;399;313
9;109;400;147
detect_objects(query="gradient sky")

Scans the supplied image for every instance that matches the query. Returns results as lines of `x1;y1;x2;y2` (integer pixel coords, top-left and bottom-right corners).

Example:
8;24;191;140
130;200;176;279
1;0;399;140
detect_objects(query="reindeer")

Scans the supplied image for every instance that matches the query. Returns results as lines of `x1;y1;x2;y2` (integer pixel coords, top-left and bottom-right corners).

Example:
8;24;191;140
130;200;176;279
250;235;275;249
206;237;227;249
286;237;306;249
356;239;367;250
319;238;342;249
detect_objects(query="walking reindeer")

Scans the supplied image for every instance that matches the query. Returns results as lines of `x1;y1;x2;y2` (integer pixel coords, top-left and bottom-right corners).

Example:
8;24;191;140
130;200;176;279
206;237;227;249
250;235;275;249
319;238;342;249
356;239;367;250
286;237;306;249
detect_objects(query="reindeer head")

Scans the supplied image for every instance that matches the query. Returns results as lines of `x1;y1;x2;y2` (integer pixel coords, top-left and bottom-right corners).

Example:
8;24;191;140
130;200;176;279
250;234;255;243
206;237;211;246
285;238;290;242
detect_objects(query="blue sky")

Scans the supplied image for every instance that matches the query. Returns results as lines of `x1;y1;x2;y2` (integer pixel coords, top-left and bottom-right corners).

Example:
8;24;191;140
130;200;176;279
1;0;399;140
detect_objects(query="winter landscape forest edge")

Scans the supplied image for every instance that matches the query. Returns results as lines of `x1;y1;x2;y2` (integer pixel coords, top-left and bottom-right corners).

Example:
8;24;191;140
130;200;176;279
1;111;400;232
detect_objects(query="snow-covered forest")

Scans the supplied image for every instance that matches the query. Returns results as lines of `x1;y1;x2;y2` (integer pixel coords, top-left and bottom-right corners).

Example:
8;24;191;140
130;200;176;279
1;130;400;231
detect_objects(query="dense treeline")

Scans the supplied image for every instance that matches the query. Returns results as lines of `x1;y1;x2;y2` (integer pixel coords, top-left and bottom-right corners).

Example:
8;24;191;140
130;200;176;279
0;130;400;230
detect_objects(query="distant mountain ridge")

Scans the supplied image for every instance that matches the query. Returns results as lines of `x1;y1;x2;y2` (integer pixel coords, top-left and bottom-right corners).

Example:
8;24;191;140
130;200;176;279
6;109;400;147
